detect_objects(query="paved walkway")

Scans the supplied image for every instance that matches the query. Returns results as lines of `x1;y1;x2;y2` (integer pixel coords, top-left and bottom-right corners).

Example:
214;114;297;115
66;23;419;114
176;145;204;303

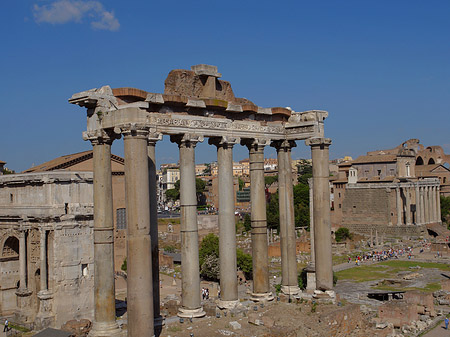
423;323;450;337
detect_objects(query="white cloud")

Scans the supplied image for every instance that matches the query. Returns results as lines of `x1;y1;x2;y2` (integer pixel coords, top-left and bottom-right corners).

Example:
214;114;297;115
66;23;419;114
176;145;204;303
33;0;120;31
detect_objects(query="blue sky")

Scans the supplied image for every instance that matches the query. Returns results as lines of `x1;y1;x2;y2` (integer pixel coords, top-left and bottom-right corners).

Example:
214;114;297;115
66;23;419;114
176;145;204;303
2;1;449;172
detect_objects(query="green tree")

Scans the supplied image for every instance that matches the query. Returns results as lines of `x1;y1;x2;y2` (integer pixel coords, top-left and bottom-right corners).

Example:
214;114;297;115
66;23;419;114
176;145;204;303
441;196;450;227
266;192;279;231
199;233;219;267
243;213;251;232
238;177;245;191
165;188;179;201
264;175;278;187
165;178;206;204
236;248;253;280
121;258;127;272
335;227;352;242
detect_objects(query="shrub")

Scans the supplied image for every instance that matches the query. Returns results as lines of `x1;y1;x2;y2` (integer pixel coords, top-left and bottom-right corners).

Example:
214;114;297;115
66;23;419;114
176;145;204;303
335;227;352;242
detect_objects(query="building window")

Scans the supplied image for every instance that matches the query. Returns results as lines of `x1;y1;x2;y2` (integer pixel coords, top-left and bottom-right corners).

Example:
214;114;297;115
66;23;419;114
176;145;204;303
116;208;127;229
338;192;341;198
339;204;341;209
406;163;411;177
377;170;381;176
10;193;13;203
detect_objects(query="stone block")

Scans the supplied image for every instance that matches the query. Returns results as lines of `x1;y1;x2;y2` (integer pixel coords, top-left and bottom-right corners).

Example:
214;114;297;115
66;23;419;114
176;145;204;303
262;315;275;328
319;304;362;336
203;301;217;316
441;279;450;292
248;312;263;326
378;301;418;328
229;321;241;330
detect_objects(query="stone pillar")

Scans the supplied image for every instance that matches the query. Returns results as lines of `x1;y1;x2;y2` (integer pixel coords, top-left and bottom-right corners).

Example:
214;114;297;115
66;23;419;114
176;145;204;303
396;187;402;226
425;186;431;224
171;134;206;317
305;178;316;292
273;140;299;296
405;187;412;225
123;126;154;336
243;138;273;301
415;184;421;225
36;228;54;329
210;137;239;309
437;186;442;223
148;132;163;328
15;228;33;323
89;134;121;337
306;138;333;291
375;230;379;246
431;186;437;223
420;186;425;225
18;229;27;291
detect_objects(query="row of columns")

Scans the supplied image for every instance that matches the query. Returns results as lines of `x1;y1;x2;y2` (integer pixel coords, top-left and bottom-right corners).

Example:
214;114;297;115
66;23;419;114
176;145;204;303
88;129;333;336
395;184;441;226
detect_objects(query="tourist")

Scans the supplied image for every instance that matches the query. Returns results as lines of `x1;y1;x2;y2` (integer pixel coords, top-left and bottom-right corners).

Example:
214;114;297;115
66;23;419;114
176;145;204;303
445;317;449;330
3;319;8;332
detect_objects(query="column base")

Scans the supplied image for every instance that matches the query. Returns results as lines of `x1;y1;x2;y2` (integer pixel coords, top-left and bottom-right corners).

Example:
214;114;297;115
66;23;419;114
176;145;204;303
312;290;336;304
35;290;55;330
216;299;240;310
15;288;34;324
89;321;123;337
281;285;301;296
306;270;316;292
177;307;206;318
154;315;165;327
250;292;274;302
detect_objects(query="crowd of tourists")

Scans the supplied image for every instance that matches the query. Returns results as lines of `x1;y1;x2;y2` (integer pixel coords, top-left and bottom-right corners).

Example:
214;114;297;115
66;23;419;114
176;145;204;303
348;247;415;265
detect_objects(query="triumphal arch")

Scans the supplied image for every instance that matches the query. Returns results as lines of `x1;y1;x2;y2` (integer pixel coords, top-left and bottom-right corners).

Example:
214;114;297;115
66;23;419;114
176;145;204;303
69;64;333;336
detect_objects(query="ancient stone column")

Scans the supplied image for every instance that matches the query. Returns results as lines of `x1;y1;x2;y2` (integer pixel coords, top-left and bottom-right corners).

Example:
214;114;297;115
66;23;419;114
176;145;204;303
210;137;239;309
171;134;206;317
431;186;437;223
405;187;412;225
89;135;121;337
420;186;426;225
415;183;421;225
18;229;27;291
425;186;431;224
39;228;48;291
305;178;316;292
148;132;163;328
123;126;154;336
437;186;442;223
273;140;299;296
396;187;402;226
243;138;273;301
306;138;333;291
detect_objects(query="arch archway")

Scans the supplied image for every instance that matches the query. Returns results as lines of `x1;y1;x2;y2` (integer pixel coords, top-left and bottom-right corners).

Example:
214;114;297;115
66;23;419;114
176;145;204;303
428;158;435;165
416;157;424;165
2;236;19;258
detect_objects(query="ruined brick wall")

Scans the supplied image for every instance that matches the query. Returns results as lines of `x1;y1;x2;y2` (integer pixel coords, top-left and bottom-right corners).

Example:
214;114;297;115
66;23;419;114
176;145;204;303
378;301;418;327
342;188;391;226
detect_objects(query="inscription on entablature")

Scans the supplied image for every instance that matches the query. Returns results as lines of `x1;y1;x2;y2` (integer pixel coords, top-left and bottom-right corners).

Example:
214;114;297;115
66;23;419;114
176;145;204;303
285;125;315;134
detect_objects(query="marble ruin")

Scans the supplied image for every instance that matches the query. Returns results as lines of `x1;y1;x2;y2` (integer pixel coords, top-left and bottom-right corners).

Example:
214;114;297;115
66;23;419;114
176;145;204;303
68;64;333;336
0;171;95;329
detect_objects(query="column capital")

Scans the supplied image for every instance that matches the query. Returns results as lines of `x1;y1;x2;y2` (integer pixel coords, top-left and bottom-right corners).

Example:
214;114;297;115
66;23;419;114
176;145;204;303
121;123;150;139
208;136;240;148
147;131;163;146
170;133;204;148
241;138;270;151
270;139;297;151
305;137;332;147
83;129;119;146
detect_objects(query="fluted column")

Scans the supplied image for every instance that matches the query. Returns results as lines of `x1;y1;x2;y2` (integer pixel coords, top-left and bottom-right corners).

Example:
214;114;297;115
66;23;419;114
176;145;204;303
306;138;333;291
305;178;316;291
396;187;402;226
425;186;431;224
272;140;299;296
148;132;163;328
415;184;421;225
89;134;121;337
243;138;273;301
210;136;239;308
171;134;206;317
123;126;154;336
405;187;411;225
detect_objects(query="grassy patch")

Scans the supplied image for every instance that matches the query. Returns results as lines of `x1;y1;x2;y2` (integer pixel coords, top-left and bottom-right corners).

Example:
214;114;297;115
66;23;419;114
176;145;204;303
379;260;450;271
167;325;182;332
336;264;390;282
373;281;441;293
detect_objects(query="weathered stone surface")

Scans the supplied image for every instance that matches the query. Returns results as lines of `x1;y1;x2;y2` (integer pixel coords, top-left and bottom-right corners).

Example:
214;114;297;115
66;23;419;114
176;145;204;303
262;315;275;328
378;301;418;328
404;291;435;317
61;319;92;336
229;321;241;330
248;312;263;326
319;304;362;336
